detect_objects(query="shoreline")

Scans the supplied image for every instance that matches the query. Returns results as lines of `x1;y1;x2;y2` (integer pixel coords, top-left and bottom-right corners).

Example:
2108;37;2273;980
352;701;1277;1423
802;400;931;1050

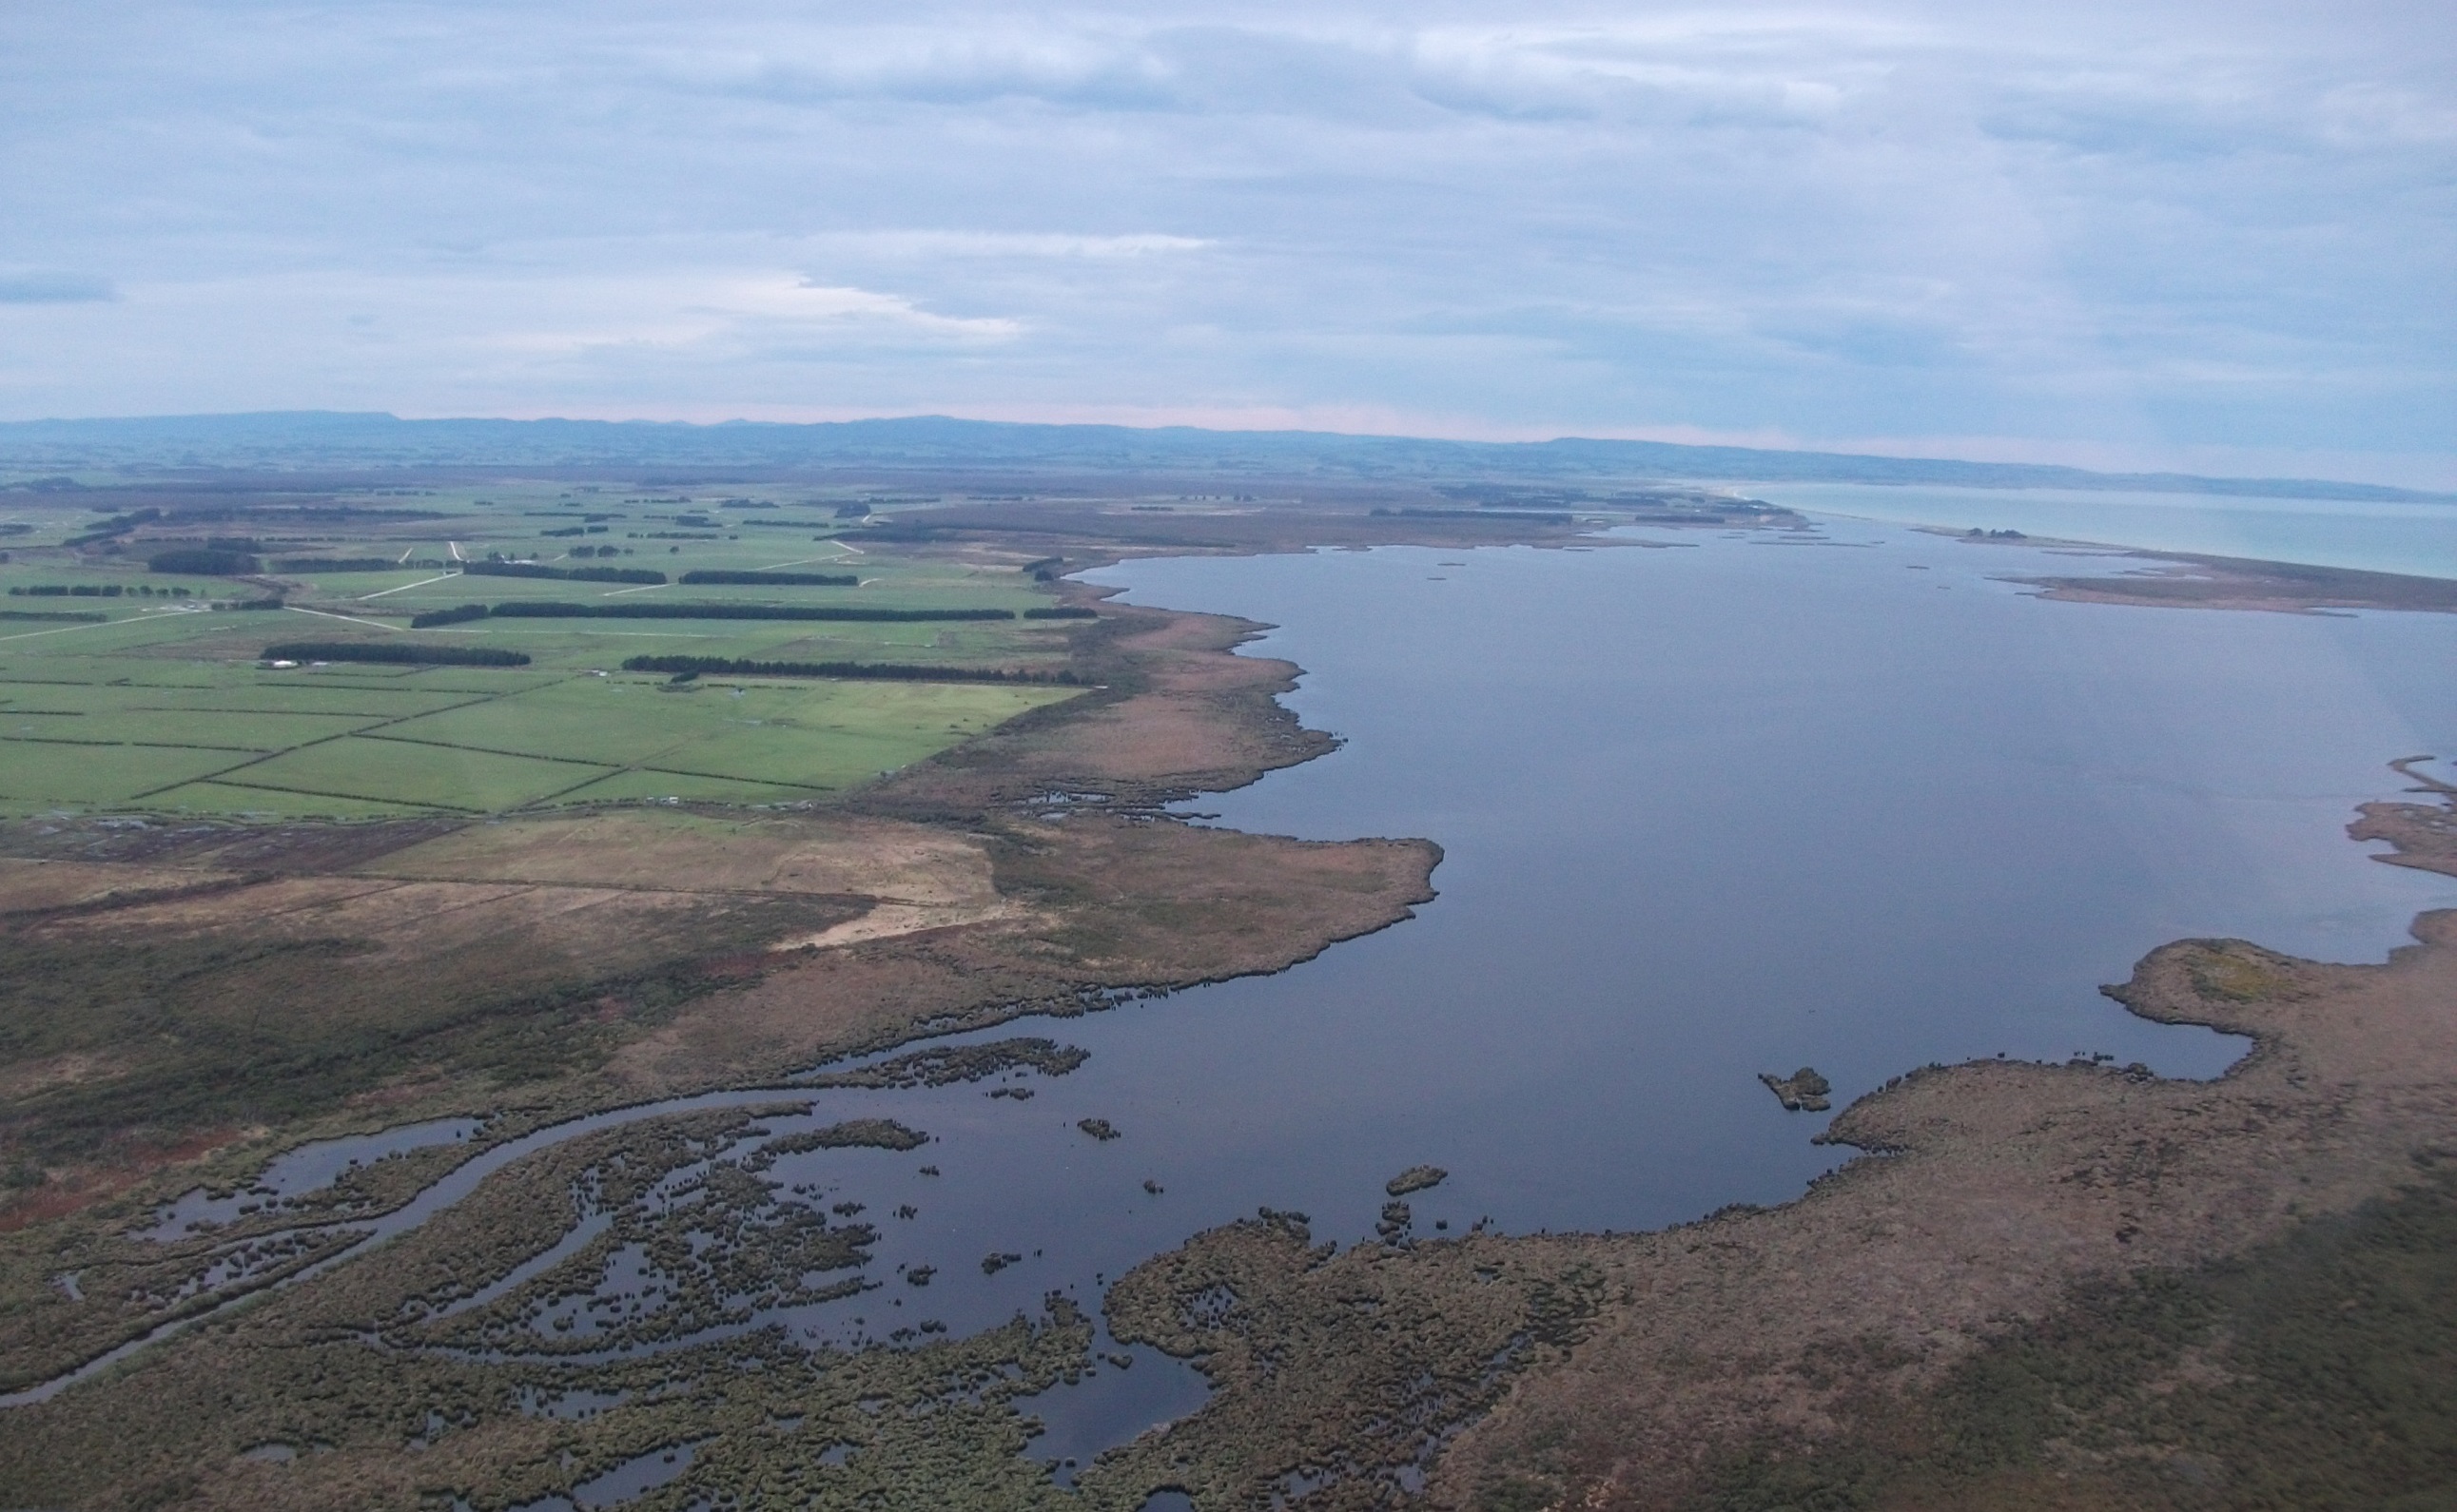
3;510;2451;1506
1078;780;2457;1509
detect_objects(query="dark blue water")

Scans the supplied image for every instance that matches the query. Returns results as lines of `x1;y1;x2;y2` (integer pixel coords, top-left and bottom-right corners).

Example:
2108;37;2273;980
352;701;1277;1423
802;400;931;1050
1032;526;2456;1241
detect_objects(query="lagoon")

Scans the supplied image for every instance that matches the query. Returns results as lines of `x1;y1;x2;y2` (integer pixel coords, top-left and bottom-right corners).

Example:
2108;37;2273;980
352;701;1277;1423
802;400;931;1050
47;523;2457;1459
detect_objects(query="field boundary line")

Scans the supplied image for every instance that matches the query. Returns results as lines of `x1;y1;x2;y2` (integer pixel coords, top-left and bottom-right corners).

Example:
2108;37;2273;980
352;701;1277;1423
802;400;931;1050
120;682;567;802
0;735;265;752
359;571;462;600
176;777;476;813
625;764;836;791
350;732;627;770
521;767;666;806
283;606;403;631
119;706;402;720
0;621;112;645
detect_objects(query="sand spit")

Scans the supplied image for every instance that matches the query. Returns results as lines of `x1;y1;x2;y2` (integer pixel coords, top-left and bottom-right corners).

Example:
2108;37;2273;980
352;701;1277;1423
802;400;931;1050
2019;551;2457;615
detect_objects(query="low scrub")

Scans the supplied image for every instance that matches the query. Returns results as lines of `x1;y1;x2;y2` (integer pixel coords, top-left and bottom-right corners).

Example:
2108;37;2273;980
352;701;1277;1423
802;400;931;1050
407;603;490;629
271;557;429;572
259;640;531;667
489;601;1015;622
621;654;1079;684
146;548;259;575
462;560;668;585
676;570;858;586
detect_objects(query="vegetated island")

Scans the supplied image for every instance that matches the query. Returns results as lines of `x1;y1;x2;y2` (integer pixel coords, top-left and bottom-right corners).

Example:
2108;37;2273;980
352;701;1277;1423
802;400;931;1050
1757;1065;1831;1112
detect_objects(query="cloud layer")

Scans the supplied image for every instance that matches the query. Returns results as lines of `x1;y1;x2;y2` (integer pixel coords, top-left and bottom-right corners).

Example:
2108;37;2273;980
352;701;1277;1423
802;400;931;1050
2;0;2450;481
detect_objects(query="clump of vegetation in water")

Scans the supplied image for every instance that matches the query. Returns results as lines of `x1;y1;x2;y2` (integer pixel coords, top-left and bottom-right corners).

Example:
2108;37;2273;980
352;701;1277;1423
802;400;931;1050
1758;1067;1832;1112
809;1038;1088;1091
1387;1165;1448;1196
1077;1118;1121;1141
1099;1212;1609;1508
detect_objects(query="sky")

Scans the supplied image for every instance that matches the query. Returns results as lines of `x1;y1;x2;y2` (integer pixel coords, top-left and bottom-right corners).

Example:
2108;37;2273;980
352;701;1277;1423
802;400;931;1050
1;0;2452;485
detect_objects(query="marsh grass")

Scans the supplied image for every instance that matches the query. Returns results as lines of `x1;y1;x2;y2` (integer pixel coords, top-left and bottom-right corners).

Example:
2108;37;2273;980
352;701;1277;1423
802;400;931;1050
1689;1160;2457;1510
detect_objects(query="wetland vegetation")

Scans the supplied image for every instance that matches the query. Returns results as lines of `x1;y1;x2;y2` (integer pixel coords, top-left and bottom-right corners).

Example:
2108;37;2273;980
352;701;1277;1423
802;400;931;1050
0;464;2450;1510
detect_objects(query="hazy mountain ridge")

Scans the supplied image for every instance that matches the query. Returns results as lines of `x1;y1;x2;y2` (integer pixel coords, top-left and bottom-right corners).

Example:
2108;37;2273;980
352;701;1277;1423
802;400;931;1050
0;411;2445;503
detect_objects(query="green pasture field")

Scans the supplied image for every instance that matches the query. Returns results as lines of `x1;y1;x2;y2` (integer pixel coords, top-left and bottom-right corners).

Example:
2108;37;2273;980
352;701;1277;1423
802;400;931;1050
0;488;1088;818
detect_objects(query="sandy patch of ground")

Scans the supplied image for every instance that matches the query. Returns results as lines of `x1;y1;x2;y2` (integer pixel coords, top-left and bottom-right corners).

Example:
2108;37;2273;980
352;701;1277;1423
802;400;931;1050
361;808;996;902
598;814;1439;1095
0;859;246;915
774;897;1024;951
0;1053;127;1104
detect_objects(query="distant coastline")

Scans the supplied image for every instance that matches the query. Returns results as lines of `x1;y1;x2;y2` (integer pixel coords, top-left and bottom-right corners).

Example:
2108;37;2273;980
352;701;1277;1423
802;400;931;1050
2;410;2447;504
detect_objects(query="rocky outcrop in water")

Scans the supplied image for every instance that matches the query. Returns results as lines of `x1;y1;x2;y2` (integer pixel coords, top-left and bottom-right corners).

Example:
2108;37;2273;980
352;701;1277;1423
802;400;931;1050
1758;1067;1832;1112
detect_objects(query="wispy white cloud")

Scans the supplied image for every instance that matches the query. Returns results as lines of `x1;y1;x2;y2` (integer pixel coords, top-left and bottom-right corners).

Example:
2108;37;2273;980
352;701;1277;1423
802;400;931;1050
0;271;116;304
0;0;2448;480
801;231;1209;259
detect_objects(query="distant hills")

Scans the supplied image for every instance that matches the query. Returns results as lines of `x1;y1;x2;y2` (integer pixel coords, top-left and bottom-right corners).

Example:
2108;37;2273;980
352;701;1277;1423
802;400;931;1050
0;411;2445;503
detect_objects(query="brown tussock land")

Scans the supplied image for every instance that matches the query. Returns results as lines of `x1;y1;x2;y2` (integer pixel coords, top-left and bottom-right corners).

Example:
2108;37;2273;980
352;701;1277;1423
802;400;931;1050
358;807;996;901
872;601;1336;811
0;859;253;917
1412;917;2457;1510
601;817;1436;1095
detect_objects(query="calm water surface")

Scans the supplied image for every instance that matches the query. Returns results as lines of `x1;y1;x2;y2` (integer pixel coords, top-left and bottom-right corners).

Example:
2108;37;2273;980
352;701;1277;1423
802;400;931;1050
892;522;2452;1445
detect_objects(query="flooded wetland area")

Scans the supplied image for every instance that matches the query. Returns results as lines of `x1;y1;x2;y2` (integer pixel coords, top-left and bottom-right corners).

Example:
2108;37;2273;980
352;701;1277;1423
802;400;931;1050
7;509;2457;1509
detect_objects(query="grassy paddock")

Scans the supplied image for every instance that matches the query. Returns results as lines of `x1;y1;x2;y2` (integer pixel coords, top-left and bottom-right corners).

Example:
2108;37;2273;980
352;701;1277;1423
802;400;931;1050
0;487;1089;818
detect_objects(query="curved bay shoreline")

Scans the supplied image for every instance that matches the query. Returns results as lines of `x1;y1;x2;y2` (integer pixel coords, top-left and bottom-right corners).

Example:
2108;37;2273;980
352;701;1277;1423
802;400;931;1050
1;513;2452;1508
